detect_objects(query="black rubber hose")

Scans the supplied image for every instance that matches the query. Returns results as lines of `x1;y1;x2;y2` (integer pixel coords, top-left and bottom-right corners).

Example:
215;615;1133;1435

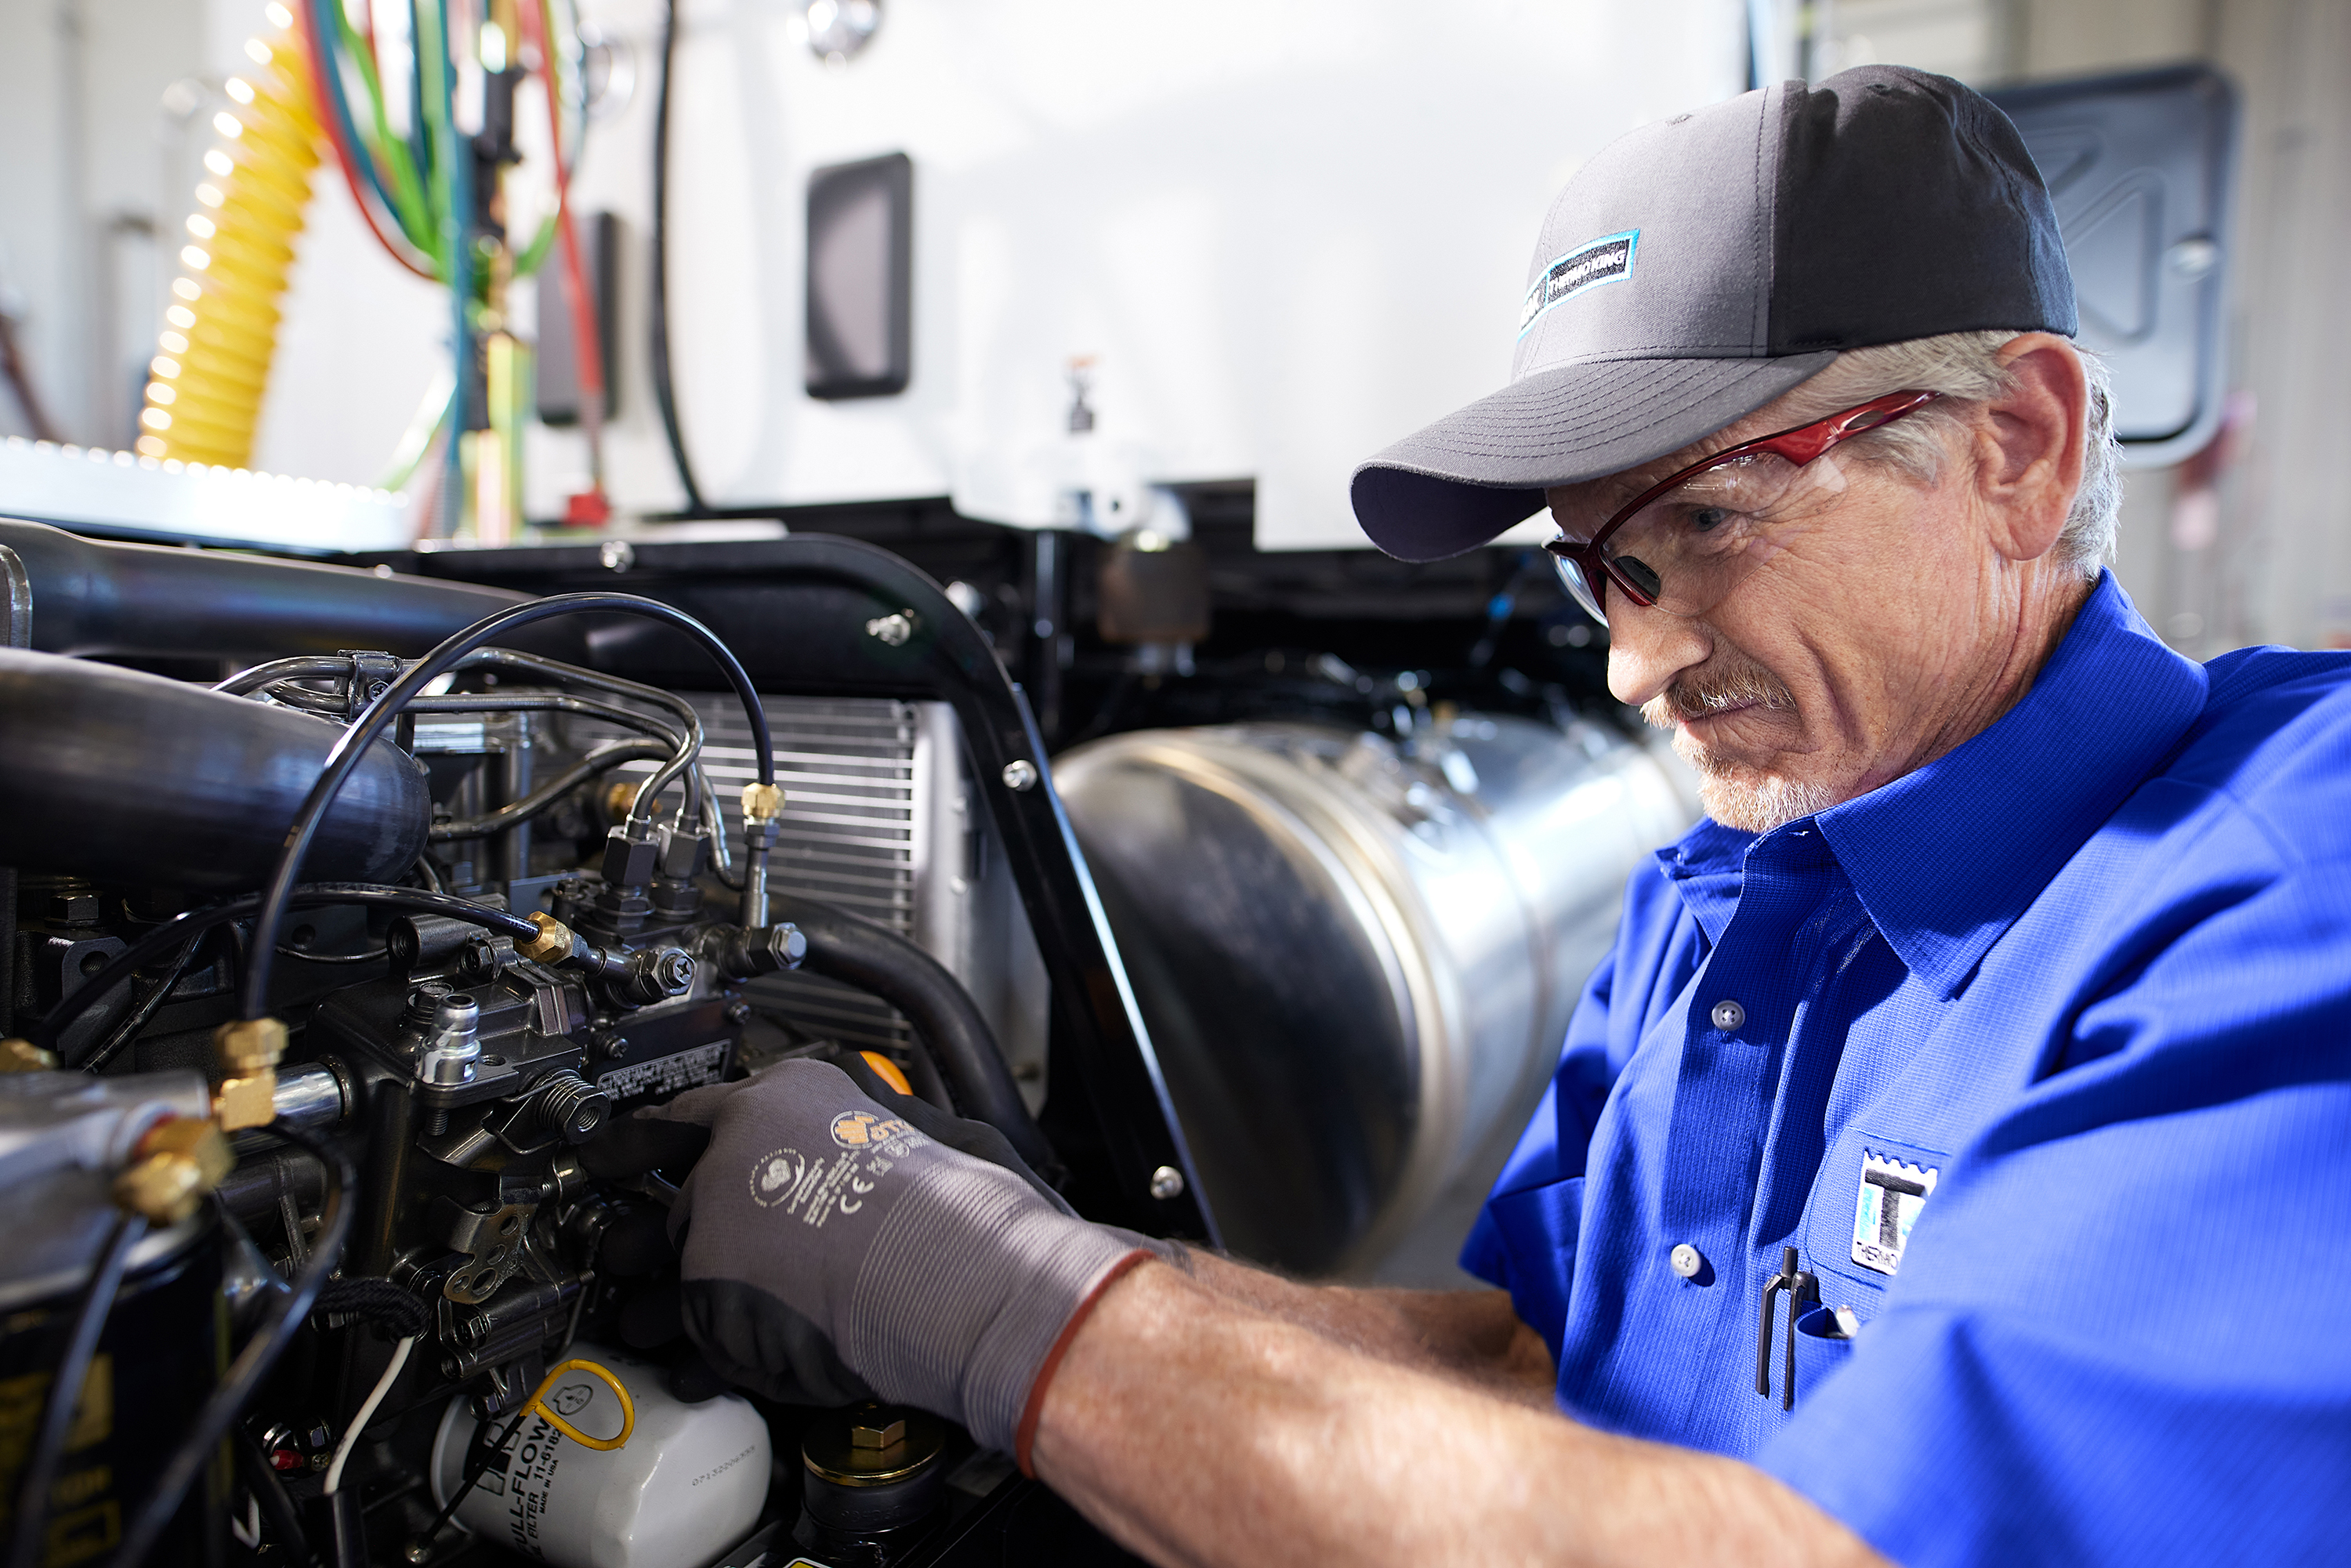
649;0;707;514
30;885;536;1057
241;592;772;1019
765;892;1053;1175
114;1123;356;1568
5;1211;147;1568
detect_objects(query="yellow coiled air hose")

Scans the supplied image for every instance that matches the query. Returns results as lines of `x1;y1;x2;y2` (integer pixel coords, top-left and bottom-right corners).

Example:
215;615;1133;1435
137;20;321;469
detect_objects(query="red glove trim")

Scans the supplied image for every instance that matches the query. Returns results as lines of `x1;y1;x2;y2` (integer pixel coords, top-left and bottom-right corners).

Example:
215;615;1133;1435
1013;1248;1154;1478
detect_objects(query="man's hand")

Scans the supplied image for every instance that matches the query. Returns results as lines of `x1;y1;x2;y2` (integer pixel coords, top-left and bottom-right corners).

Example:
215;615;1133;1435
644;1059;1157;1457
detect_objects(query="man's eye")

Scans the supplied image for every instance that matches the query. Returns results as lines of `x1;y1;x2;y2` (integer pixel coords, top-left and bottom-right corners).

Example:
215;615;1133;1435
1686;506;1730;533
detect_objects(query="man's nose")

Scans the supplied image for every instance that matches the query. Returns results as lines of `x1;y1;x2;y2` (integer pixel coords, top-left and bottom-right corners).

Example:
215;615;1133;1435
1605;598;1714;708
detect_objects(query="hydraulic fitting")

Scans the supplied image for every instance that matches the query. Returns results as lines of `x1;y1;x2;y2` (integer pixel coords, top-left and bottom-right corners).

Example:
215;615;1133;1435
417;994;484;1086
603;947;696;1009
741;782;786;824
707;922;809;980
656;823;710;882
602;824;661;889
523;1070;612;1146
519;910;584;966
113;1114;235;1226
0;1037;56;1072
213;1016;288;1131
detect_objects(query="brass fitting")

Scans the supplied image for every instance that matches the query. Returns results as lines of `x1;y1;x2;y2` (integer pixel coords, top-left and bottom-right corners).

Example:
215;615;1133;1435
741;781;786;824
0;1037;56;1073
849;1412;907;1452
213;1016;287;1132
113;1115;235;1226
519;911;577;965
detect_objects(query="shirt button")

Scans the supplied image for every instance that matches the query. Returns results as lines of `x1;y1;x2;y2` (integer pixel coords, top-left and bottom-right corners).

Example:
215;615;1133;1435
1710;999;1746;1030
1670;1243;1706;1279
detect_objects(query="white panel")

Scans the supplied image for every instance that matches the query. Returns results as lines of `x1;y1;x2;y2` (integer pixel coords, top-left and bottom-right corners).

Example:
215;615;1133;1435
637;0;1748;546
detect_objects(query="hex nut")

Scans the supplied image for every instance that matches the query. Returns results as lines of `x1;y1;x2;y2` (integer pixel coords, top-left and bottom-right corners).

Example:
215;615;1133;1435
518;911;575;965
741;781;786;823
114;1118;233;1224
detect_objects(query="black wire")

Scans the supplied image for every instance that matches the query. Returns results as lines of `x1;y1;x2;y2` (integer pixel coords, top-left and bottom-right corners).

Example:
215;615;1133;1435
5;1211;147;1568
69;931;208;1073
113;1124;356;1568
430;737;672;841
240;593;773;1019
422;1409;527;1547
649;0;707;515
27;885;536;1056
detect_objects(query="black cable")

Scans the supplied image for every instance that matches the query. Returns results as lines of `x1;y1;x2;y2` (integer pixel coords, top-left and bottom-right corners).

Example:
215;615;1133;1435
5;1211;147;1568
314;1277;433;1340
114;1124;356;1568
766;892;1056;1175
422;1408;527;1548
431;738;672;841
28;885;536;1056
233;1425;319;1568
70;930;209;1073
240;593;773;1020
273;945;391;965
648;0;707;514
405;693;694;825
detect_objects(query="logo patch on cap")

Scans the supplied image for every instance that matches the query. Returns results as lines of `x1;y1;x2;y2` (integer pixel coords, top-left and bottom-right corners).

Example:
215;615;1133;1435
1519;230;1639;335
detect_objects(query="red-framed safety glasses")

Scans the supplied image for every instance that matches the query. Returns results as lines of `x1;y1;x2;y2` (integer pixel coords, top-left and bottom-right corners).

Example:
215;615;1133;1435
1544;389;1942;625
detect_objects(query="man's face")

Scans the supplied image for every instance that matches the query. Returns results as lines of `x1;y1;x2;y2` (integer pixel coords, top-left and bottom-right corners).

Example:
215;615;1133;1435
1546;375;2079;832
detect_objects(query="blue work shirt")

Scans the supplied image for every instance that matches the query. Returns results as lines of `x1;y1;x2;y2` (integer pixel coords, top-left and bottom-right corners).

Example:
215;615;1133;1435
1462;574;2351;1566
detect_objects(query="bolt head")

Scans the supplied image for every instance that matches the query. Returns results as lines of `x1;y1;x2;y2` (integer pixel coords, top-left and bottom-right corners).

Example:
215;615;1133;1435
1002;759;1039;792
1147;1164;1185;1201
849;1413;907;1452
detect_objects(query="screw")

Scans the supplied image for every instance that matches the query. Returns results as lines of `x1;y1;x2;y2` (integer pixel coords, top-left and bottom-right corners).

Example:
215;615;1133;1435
1148;1164;1185;1201
726;1001;752;1024
404;1540;436;1564
1001;759;1039;792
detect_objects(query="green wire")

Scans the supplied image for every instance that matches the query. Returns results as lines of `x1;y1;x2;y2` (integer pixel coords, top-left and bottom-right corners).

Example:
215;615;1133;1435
331;1;439;262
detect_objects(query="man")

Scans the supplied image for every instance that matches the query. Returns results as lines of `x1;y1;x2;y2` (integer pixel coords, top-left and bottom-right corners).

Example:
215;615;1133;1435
639;66;2351;1565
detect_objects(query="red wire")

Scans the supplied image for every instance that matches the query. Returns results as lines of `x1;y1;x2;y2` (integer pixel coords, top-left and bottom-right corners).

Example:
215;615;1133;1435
293;0;440;281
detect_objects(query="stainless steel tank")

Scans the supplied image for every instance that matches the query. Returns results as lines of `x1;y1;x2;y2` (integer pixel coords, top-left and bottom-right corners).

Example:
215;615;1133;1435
1053;712;1694;1276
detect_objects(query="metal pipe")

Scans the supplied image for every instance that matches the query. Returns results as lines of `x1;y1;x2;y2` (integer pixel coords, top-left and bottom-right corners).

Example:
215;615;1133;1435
271;1065;350;1129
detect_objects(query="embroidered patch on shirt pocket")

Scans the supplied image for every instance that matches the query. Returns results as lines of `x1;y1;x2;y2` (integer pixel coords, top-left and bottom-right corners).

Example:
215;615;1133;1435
1807;1132;1950;1294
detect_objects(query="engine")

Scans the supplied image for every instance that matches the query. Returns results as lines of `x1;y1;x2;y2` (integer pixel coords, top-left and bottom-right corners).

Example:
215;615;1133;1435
0;516;1686;1568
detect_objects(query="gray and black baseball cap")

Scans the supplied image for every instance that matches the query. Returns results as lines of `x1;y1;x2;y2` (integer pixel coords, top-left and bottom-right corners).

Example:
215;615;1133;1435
1351;64;2077;562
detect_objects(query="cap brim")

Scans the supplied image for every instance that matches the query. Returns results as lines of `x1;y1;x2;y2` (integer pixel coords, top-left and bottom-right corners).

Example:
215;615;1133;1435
1350;352;1839;562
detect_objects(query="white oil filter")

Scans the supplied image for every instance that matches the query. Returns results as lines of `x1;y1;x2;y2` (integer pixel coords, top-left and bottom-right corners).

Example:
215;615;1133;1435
430;1345;770;1568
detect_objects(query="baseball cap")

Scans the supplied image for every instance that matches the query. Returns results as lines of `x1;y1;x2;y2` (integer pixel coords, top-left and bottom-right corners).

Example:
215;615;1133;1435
1350;65;2077;562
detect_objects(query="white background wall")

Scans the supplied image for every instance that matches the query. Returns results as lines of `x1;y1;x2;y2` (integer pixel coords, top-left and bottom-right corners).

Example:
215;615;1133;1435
2;0;2349;644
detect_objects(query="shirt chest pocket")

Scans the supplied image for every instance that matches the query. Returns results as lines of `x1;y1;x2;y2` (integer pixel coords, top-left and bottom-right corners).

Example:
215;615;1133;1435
1802;1130;1951;1320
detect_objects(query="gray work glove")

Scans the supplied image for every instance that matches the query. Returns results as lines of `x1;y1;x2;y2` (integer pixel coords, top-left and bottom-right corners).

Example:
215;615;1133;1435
640;1059;1162;1458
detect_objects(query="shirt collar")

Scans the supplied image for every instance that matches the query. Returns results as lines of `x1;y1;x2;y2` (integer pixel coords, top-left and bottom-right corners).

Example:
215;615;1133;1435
1812;571;2208;997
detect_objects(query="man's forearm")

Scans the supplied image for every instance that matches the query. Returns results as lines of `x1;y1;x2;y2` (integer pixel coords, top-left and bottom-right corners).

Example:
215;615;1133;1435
1172;1249;1557;1406
1033;1261;1885;1568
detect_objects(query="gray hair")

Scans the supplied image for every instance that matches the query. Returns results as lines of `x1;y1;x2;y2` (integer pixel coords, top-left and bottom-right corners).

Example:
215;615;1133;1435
1774;331;2121;576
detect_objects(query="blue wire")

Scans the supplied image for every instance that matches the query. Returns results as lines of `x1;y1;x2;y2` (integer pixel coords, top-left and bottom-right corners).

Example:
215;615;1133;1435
307;0;411;246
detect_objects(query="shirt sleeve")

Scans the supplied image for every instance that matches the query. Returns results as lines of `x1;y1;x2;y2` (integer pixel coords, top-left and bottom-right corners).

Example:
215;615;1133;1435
1461;859;1683;1355
1758;792;2351;1567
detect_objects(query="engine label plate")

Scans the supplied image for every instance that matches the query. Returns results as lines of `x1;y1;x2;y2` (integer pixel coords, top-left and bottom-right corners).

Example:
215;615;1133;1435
596;1041;730;1102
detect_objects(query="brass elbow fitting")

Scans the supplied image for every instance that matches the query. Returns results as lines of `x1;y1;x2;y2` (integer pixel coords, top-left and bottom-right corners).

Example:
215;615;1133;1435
0;1037;56;1072
114;1115;235;1226
212;1016;288;1131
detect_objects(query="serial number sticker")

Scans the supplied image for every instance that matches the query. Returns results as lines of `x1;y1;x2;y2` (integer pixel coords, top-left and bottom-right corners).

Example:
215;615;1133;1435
596;1041;730;1100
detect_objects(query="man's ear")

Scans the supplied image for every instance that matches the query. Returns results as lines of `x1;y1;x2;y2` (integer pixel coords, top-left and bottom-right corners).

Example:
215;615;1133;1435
1972;333;2089;563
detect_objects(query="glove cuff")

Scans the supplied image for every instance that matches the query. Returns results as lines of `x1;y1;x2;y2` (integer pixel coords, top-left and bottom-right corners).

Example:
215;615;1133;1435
1011;1248;1154;1477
